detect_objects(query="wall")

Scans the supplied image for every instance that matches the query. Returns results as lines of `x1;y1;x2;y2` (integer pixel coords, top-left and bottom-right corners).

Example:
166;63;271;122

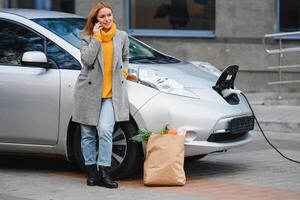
75;0;126;31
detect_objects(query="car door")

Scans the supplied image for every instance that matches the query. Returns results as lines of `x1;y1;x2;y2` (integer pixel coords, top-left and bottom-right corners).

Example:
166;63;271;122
0;19;60;145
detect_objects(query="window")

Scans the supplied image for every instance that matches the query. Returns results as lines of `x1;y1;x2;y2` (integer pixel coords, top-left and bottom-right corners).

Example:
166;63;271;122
278;0;300;32
33;18;86;49
0;20;44;65
0;19;80;69
127;0;215;37
47;40;81;70
33;18;83;69
3;0;75;13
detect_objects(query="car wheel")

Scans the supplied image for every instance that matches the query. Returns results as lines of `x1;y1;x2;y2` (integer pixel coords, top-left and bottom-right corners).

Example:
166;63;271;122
185;154;207;162
73;120;143;179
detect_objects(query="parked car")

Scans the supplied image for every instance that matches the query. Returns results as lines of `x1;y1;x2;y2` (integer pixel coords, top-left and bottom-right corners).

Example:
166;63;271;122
0;9;254;178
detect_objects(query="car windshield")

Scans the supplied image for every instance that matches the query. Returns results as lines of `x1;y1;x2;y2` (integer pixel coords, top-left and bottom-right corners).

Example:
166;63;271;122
128;38;180;64
33;18;180;64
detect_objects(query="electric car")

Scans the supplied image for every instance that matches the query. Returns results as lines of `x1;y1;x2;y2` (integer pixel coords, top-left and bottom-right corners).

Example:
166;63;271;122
0;9;254;178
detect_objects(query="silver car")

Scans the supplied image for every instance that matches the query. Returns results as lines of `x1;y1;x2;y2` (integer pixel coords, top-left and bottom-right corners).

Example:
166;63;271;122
0;9;254;178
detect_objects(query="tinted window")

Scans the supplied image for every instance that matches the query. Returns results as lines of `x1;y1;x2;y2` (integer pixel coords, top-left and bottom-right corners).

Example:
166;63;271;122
128;0;215;37
33;18;85;48
130;0;215;30
0;19;44;65
47;40;81;70
279;0;300;32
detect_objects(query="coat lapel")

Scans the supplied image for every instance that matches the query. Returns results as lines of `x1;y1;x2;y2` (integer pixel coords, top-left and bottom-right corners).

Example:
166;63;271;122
97;44;104;74
113;31;119;72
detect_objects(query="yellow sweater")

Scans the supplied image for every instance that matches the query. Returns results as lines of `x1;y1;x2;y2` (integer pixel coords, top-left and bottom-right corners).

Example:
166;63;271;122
93;23;116;98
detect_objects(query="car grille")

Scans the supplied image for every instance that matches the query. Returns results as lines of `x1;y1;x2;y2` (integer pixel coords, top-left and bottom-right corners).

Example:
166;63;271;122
207;132;247;142
230;116;254;134
207;116;254;142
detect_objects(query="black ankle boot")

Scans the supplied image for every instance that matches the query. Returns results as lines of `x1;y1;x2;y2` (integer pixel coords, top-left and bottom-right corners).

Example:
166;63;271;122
86;164;99;186
97;165;118;188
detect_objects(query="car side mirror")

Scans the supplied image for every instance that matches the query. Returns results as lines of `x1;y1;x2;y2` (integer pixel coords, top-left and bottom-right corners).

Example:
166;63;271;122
21;51;49;68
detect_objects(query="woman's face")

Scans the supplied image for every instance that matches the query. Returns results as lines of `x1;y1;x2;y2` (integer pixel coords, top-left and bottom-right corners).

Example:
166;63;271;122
96;7;113;31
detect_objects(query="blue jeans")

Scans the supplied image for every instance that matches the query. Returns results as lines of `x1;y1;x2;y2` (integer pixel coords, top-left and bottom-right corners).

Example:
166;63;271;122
80;99;115;167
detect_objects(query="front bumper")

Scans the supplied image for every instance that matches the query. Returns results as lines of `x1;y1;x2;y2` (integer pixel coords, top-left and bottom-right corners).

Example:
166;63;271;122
133;89;253;157
184;132;251;157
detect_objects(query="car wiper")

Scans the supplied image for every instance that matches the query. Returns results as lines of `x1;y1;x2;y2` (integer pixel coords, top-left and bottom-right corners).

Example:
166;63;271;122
129;56;157;61
156;56;178;61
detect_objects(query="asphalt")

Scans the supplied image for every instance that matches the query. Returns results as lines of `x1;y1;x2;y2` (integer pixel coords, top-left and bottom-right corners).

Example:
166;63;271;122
244;92;300;134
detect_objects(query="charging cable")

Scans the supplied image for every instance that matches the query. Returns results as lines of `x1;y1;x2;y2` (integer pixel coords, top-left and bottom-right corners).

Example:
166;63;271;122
240;92;300;164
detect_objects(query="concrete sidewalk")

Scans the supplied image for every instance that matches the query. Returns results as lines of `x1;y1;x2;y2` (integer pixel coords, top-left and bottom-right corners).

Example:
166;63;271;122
244;92;300;134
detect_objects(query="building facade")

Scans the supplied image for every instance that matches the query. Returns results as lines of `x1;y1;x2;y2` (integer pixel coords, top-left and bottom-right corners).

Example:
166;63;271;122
1;0;299;92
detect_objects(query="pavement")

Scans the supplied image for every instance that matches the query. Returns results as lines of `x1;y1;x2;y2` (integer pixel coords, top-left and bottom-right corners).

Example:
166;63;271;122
0;130;299;200
0;92;299;200
245;92;300;134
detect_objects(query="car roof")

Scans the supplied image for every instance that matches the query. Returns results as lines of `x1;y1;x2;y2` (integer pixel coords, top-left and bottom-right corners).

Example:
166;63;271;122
0;8;83;19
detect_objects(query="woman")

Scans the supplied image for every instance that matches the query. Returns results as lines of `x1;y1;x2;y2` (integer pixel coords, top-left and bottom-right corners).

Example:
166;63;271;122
72;2;130;189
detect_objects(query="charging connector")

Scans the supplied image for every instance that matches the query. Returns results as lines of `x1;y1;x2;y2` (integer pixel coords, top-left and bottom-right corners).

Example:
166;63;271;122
221;88;241;98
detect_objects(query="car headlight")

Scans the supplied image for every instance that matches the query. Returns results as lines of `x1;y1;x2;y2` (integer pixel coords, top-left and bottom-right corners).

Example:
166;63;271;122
127;68;199;99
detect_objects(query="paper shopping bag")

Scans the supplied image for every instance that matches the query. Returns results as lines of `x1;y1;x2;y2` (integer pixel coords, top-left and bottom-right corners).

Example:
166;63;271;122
143;129;186;186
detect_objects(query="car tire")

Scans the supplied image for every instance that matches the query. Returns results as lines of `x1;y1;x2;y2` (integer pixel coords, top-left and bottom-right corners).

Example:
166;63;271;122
73;119;143;179
185;154;207;162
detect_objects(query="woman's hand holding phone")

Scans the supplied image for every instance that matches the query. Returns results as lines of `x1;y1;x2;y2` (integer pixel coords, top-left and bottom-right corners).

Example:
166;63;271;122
93;22;102;35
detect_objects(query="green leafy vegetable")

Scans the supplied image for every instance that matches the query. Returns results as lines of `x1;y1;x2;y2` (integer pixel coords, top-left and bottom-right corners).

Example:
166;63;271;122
130;124;170;142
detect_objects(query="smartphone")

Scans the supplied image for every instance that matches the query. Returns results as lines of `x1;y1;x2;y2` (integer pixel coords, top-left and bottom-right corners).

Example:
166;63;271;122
93;18;98;25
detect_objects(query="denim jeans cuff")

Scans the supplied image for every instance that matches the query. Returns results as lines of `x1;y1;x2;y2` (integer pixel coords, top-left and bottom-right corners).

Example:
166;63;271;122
85;161;97;166
97;162;111;167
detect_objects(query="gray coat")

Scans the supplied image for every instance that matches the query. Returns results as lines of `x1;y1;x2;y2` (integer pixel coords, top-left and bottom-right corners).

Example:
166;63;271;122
72;29;130;126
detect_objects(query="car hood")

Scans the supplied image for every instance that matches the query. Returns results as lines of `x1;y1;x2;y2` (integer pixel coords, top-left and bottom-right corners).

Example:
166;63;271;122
135;61;219;89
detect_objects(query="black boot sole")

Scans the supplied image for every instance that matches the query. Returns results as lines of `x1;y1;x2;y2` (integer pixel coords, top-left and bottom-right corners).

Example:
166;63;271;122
87;180;98;186
98;182;118;189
